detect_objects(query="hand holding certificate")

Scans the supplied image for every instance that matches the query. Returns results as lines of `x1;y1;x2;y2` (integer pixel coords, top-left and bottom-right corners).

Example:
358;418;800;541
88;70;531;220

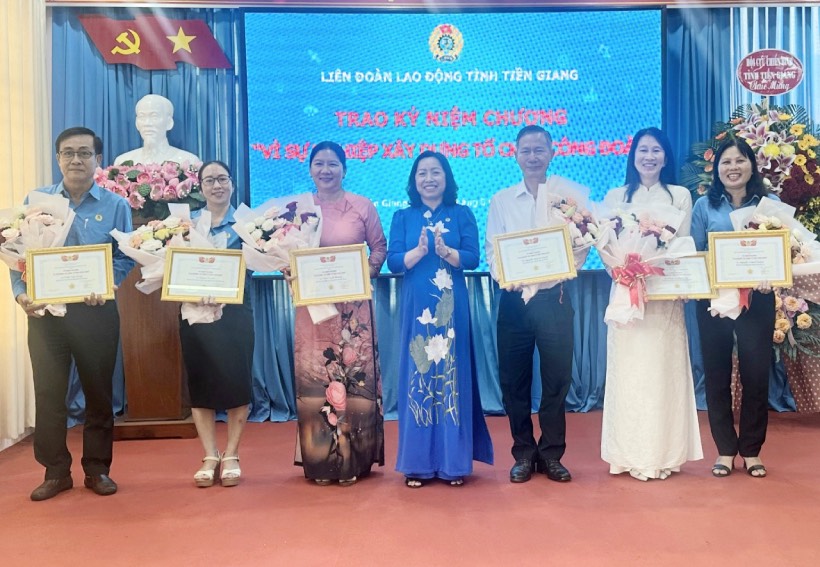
26;244;114;304
161;248;246;304
492;225;576;289
708;230;792;288
290;244;370;306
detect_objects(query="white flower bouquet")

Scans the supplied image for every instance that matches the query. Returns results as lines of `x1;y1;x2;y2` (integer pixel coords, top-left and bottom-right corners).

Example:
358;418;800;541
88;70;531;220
595;202;692;327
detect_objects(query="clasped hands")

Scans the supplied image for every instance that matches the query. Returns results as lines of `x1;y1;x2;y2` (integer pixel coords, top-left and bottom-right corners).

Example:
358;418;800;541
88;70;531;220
416;226;452;260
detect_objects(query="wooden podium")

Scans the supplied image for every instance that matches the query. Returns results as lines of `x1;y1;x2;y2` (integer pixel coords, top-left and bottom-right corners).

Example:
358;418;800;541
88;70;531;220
114;268;197;440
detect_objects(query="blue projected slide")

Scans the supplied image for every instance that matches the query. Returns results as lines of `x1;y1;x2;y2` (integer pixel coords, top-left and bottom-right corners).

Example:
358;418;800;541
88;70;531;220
245;10;662;270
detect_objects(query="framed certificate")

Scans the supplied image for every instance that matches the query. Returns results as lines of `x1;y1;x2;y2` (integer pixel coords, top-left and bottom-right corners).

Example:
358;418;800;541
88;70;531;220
26;244;114;304
645;253;717;300
708;229;792;288
493;225;576;287
161;248;246;304
290;243;371;306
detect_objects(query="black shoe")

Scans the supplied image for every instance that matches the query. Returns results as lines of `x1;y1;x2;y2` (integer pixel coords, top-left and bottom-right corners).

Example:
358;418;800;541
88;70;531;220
30;477;73;501
510;459;533;483
84;474;118;496
538;459;572;482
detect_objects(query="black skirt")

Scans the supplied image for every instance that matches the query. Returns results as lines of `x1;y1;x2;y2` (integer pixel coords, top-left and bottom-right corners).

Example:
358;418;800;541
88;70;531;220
179;303;254;410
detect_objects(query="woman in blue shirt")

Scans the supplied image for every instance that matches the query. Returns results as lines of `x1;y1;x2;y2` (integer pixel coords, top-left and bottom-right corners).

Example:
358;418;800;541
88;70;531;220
690;138;773;478
182;160;254;488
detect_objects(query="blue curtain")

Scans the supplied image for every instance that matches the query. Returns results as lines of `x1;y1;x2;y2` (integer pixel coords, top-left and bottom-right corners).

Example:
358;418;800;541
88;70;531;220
52;6;800;424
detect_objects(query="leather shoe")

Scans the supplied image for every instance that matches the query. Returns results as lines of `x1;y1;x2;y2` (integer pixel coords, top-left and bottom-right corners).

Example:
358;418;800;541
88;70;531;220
30;477;73;501
509;459;533;483
84;474;118;496
538;459;572;482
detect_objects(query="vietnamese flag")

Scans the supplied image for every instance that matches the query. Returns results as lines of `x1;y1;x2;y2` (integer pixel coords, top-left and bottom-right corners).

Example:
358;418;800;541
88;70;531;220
79;15;232;70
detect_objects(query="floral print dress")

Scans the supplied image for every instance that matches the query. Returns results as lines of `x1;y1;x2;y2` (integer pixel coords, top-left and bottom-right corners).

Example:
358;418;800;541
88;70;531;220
293;192;386;480
387;204;493;481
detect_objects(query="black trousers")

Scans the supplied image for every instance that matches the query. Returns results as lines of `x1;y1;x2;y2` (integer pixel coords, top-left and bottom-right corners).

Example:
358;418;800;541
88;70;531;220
28;302;120;479
696;292;774;458
497;286;574;462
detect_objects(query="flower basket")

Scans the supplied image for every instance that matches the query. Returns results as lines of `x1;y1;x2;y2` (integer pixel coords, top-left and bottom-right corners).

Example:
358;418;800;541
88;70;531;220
95;160;205;221
682;102;820;236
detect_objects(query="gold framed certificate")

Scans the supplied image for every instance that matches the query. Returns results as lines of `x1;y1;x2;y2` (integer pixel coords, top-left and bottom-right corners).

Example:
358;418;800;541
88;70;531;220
161;248;246;304
646;253;717;300
290;243;371;306
708;229;792;288
26;244;114;304
493;225;576;287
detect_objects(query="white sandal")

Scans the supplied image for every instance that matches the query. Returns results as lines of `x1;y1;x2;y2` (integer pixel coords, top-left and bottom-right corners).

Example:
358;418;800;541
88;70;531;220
220;455;241;487
194;455;221;488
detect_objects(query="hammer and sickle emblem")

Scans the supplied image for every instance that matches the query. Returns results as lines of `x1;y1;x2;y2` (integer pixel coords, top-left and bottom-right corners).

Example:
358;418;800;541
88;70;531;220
111;29;141;55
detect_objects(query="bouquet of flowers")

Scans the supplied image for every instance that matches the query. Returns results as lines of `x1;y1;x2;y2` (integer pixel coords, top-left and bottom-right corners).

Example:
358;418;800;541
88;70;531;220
110;204;226;323
95;160;204;220
233;194;331;323
773;288;820;361
682;103;820;234
595;202;692;327
730;197;820;274
0;192;76;316
233;194;321;270
535;177;602;250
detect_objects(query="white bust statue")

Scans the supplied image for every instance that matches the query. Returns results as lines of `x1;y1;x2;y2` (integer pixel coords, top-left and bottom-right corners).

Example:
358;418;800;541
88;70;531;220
114;94;200;165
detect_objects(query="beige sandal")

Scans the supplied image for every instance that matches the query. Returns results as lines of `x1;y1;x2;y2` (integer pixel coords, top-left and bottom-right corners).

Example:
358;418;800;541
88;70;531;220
220;455;241;487
194;455;220;488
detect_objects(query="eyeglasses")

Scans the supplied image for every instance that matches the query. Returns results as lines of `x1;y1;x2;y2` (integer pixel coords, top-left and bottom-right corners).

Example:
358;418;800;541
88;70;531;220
201;175;232;188
58;150;95;161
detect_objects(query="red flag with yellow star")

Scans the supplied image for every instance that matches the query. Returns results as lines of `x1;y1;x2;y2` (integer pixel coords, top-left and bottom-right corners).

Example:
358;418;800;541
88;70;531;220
79;15;231;70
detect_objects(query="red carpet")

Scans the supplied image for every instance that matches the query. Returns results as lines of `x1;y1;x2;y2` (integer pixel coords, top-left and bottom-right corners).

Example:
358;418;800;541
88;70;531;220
1;412;819;566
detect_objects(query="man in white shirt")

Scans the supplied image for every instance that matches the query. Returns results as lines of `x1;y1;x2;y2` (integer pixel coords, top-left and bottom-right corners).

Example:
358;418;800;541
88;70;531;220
485;125;588;484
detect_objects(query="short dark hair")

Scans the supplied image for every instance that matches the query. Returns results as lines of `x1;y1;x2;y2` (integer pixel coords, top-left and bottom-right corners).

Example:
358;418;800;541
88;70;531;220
515;125;552;145
623;127;676;203
708;137;768;209
309;141;347;172
198;160;232;184
405;151;459;207
55;126;102;155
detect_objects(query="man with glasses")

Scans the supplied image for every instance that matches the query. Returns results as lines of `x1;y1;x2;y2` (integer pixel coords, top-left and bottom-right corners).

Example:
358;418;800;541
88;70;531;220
485;125;589;484
114;94;199;166
11;127;134;501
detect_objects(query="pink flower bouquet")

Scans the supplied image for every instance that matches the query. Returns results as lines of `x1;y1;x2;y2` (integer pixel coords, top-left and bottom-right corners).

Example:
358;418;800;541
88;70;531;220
0;192;76;316
535;177;602;250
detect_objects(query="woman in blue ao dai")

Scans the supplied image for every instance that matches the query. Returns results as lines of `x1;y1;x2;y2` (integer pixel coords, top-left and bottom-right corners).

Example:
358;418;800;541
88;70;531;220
387;151;493;487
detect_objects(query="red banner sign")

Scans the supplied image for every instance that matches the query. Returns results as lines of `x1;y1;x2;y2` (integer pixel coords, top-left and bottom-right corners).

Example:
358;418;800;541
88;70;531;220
736;49;803;96
78;15;232;70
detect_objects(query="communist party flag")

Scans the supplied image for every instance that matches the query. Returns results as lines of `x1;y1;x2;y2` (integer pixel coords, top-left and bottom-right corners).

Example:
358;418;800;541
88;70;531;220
78;15;231;70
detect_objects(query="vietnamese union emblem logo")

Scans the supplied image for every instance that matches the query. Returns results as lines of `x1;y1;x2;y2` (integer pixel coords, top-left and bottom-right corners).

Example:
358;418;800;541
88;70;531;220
429;23;463;63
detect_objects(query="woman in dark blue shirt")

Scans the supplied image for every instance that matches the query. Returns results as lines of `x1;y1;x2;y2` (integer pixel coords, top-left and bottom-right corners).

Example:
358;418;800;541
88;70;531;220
690;138;773;479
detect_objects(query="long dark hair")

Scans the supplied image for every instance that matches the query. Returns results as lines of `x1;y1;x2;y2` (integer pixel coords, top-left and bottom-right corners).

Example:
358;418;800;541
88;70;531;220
405;151;459;207
708;137;768;209
309;141;347;173
623;127;676;203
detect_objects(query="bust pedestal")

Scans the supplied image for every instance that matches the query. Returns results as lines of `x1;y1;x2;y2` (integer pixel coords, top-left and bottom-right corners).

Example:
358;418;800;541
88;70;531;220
114;268;197;440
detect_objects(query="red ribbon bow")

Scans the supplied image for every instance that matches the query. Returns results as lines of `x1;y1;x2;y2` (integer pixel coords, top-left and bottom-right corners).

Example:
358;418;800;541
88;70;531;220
612;253;664;307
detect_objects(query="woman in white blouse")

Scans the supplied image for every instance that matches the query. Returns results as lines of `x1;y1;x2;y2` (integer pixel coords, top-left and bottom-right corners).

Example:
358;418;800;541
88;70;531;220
600;127;703;480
